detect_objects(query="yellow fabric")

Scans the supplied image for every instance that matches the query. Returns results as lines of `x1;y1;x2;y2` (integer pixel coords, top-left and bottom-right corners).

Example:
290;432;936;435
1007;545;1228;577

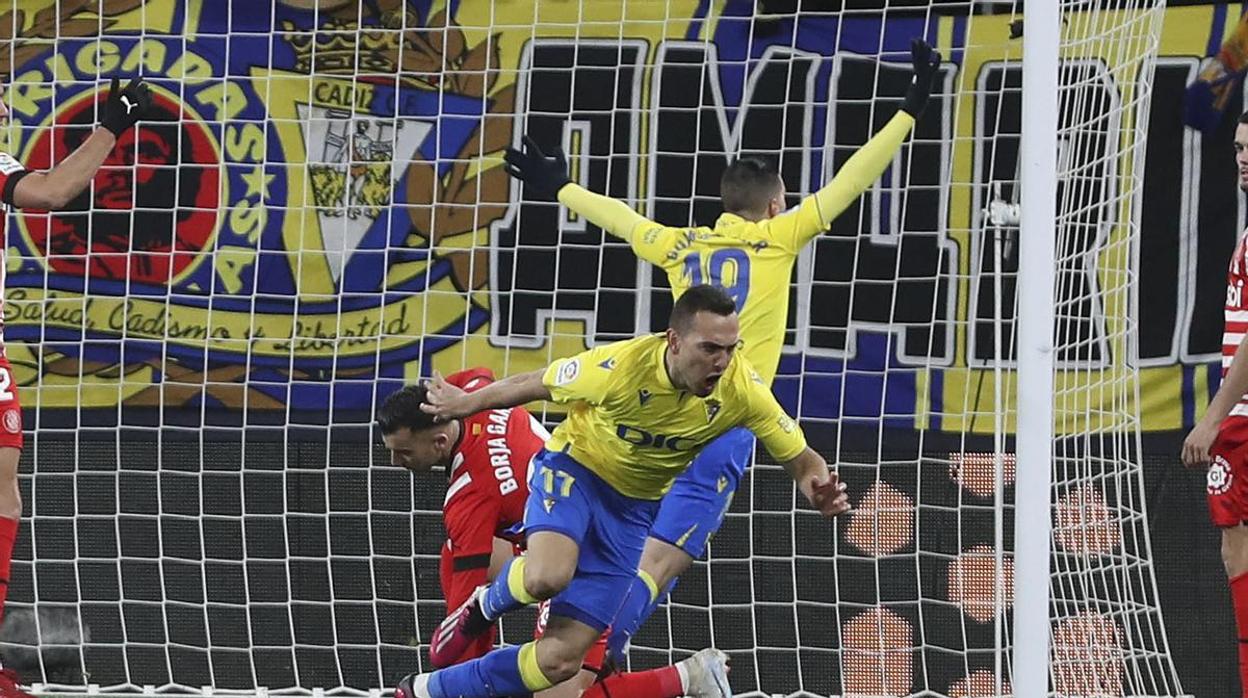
541;334;807;499
556;111;914;385
638;569;660;603
517;641;554;691
506;557;538;605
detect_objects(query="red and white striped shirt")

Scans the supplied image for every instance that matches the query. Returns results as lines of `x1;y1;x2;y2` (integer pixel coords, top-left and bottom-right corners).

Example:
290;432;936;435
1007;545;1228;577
1224;230;1248;422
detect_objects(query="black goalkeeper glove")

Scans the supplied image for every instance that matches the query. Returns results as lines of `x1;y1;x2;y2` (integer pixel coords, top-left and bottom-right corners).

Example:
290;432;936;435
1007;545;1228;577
503;135;571;200
900;38;941;119
100;76;153;138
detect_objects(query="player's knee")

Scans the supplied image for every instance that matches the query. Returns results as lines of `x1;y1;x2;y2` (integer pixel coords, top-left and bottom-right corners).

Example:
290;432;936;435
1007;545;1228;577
534;647;584;684
523;561;574;600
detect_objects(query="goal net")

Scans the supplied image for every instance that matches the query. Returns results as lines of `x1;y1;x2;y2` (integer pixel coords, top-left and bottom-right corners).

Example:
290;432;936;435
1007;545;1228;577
0;0;1186;696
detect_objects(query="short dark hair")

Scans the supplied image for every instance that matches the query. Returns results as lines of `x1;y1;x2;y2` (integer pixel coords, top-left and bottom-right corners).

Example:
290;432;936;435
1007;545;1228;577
1239;110;1248;126
670;285;738;333
720;157;782;214
377;384;438;435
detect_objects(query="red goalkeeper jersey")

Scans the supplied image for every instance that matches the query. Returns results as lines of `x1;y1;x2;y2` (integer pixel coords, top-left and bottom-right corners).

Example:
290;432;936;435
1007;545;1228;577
437;367;549;664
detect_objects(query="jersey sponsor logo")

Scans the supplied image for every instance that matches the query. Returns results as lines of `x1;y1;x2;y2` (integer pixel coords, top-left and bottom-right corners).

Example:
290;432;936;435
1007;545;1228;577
1;409;18;434
705;399;721;422
615;424;700;451
554;359;581;386
1209;455;1234;496
0;153;23;176
777;415;797;434
638;389;652;405
1230;280;1244;309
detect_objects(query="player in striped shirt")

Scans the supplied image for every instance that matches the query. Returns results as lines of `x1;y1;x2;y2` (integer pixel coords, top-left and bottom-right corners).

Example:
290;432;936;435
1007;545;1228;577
1181;109;1248;697
0;77;151;698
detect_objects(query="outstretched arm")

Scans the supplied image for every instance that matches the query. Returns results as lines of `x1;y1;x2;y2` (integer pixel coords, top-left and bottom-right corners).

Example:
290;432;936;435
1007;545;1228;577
421;369;550;421
11;77;152;210
782;447;851;518
773;39;941;249
504;136;658;243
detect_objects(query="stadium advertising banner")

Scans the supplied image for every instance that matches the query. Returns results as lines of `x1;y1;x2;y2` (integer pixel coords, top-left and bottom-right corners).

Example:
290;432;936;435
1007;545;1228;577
0;0;1234;433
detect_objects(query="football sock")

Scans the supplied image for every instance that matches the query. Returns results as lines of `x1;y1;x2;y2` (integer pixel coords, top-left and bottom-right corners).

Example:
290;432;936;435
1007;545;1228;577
479;557;538;623
580;666;683;698
429;641;552;698
606;571;675;662
0;516;18;624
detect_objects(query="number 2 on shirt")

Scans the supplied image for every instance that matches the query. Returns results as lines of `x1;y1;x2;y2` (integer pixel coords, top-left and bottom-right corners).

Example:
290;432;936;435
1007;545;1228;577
682;249;750;312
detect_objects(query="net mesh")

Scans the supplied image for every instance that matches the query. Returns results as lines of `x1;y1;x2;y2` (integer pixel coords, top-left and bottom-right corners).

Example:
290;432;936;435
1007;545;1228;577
0;1;1185;696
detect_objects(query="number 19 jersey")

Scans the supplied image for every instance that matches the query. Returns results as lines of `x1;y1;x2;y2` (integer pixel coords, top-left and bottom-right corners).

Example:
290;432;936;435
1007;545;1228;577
626;212;811;387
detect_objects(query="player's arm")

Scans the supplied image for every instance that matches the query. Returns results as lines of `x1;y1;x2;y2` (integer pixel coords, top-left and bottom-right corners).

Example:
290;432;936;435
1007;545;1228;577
503;136;678;261
10;77;152;210
1183;334;1248;466
781;446;851;518
421;369;550;421
740;367;850;517
769;39;940;250
435;493;505;667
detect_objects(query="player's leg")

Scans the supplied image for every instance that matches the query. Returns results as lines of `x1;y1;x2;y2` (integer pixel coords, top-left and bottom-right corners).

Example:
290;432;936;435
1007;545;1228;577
580;649;731;698
0;358;32;698
1207;440;1248;697
405;451;657;697
608;428;754;661
429;450;589;667
533;600;597;698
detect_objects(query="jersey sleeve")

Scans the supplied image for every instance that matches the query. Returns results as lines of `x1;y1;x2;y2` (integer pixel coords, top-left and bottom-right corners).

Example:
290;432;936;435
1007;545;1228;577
763;111;914;252
738;368;808;463
558;183;665;245
0;152;30;208
541;344;619;406
445;367;497;392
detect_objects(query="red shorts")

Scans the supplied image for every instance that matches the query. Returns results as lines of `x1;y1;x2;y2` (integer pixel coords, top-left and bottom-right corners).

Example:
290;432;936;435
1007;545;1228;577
1208;419;1248;527
0;355;23;451
534;599;609;673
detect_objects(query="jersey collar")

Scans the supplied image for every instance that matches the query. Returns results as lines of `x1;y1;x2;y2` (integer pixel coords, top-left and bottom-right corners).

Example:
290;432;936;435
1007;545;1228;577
651;335;679;393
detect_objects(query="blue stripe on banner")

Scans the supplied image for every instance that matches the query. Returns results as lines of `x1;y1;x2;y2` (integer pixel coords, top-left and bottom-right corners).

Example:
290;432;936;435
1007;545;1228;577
1210;2;1229;58
685;0;711;41
1182;364;1195;429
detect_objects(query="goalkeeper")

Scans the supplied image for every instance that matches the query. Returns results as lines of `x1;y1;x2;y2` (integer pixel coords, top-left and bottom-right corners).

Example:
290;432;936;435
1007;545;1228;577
396;285;850;698
0;76;151;698
502;38;940;661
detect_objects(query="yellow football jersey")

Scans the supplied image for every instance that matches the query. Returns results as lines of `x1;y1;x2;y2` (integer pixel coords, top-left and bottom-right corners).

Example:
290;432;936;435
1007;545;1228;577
541;334;807;500
557;110;915;386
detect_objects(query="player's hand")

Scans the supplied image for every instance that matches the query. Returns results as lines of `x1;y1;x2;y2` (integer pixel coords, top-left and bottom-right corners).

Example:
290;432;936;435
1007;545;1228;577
419;372;475;421
806;471;851;518
503;135;572;200
1182;419;1220;468
900;38;941;118
100;76;153;138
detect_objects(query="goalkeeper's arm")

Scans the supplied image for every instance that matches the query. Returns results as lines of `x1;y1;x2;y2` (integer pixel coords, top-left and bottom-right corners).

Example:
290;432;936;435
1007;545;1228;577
10;77;152;210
